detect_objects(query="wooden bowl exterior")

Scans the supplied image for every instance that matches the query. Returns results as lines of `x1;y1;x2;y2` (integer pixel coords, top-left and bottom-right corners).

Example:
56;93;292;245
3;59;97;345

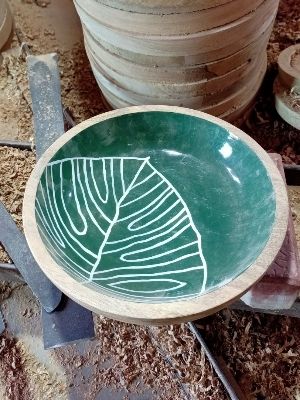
74;0;278;116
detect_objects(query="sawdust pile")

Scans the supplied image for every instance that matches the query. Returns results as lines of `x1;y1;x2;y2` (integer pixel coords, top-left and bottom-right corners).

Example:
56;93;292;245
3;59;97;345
0;279;68;400
268;0;300;65
289;187;300;244
0;333;30;400
92;317;185;399
53;316;226;399
0;0;299;399
17;340;68;400
0;147;35;263
0;331;67;400
203;309;300;400
150;324;226;399
8;0;106;126
0;50;34;141
0;281;22;303
244;0;300;164
59;44;106;123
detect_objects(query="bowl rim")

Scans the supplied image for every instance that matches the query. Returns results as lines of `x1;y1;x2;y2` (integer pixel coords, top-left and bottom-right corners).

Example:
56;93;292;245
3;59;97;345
23;105;289;325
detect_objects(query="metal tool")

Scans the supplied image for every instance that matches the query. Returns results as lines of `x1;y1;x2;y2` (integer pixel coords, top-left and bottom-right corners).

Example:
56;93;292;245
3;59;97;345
27;53;65;156
284;164;300;186
27;52;95;348
188;322;246;400
42;296;95;349
0;310;5;335
230;298;300;319
0;139;32;150
0;263;24;282
0;201;62;313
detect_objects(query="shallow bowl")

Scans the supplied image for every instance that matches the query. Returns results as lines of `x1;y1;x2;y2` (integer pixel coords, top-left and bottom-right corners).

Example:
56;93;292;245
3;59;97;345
23;106;288;324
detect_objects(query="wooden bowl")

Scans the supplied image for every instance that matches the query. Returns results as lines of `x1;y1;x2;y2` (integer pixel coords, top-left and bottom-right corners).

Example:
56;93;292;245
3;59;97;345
83;20;273;69
75;0;276;56
83;23;271;81
75;0;264;36
85;37;261;98
93;0;233;14
93;54;267;115
23;106;288;325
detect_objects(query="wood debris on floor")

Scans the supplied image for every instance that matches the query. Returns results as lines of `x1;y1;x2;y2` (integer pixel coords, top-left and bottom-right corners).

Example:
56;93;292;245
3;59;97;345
243;0;300;164
0;147;35;263
202;310;300;400
0;0;299;399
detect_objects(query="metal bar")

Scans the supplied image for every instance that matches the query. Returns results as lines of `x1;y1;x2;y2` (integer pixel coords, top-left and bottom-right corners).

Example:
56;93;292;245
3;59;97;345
42;295;95;349
214;355;247;399
0;201;62;312
15;26;76;132
27;53;95;347
15;27;31;57
284;164;300;186
188;322;246;400
27;54;65;157
230;299;300;318
0;263;24;282
0;310;5;335
146;327;193;400
0;139;33;150
63;107;76;130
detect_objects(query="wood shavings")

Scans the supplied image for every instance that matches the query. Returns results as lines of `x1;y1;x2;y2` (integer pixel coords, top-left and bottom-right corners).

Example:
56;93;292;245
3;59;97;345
268;0;300;65
0;147;35;263
16;340;68;400
53;316;227;399
202;309;300;400
85;316;185;399
0;1;299;399
59;43;106;123
242;0;300;163
0;50;34;141
0;333;30;400
288;186;300;247
149;324;226;399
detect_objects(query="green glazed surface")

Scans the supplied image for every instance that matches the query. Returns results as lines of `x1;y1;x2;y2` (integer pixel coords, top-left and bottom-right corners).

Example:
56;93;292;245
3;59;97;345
36;111;275;302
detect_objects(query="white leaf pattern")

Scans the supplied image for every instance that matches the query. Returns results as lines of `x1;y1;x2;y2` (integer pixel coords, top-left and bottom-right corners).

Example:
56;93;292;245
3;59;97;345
36;157;207;301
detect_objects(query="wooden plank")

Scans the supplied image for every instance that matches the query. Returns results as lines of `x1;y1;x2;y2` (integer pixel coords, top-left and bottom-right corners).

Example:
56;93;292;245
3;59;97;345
0;263;24;283
241;154;300;310
230;299;300;318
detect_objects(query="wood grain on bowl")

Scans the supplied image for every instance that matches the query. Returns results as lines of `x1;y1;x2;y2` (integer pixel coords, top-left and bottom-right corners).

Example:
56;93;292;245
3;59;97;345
95;55;267;119
83;24;270;84
73;0;279;118
75;0;277;56
93;0;234;14
74;0;265;36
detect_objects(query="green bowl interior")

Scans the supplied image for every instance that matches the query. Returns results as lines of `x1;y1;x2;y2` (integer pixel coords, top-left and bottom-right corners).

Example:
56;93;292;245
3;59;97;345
35;111;276;303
